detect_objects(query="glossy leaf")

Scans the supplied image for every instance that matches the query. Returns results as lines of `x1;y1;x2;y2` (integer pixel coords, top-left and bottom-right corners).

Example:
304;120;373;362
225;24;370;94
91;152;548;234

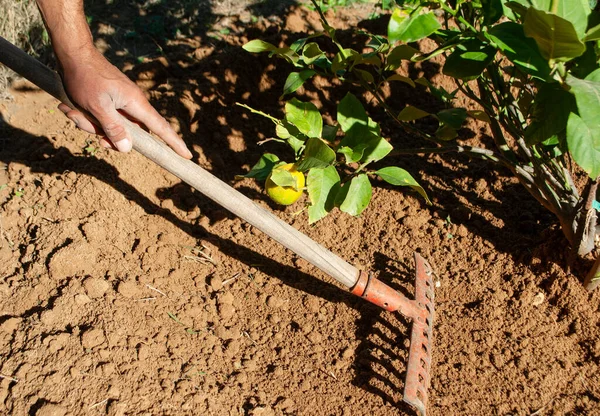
585;23;600;41
398;105;430;121
388;9;441;43
337;93;368;133
386;45;419;70
443;39;496;80
566;113;600;178
361;136;393;164
302;42;326;64
243;39;277;53
524;83;575;144
486;22;551;80
240;153;280;181
467;110;491;123
375;166;431;204
566;71;600;178
435;124;458;140
296;137;336;172
338;174;372;216
482;0;504;26
269;168;300;190
285;99;323;138
282;70;316;97
322;125;339;142
332;49;358;74
387;74;416;87
523;8;585;61
307;166;340;224
436;108;468;129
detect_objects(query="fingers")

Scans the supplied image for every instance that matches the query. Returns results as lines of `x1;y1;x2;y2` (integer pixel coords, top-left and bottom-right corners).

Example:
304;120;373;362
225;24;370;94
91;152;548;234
58;103;99;135
123;97;193;159
88;105;132;152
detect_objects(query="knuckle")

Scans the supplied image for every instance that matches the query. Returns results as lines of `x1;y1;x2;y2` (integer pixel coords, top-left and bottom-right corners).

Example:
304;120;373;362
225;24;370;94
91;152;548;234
102;121;126;139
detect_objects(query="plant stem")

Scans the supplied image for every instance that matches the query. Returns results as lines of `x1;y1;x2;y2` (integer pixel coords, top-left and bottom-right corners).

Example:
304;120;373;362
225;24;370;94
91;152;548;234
390;145;500;161
572;179;598;257
584;254;600;291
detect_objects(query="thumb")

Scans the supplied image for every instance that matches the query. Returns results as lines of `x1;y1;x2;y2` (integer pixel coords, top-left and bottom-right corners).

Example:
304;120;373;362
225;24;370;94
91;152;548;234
92;107;132;153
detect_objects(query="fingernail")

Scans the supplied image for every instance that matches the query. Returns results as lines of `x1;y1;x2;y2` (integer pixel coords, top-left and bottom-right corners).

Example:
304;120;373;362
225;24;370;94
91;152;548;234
114;138;132;152
184;148;193;159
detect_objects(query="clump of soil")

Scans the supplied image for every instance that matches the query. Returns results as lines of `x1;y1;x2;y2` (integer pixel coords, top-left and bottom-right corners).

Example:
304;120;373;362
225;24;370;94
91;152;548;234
0;3;599;416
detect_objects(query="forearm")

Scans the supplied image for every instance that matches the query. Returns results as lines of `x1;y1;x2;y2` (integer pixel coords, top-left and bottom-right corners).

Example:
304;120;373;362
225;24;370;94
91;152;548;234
36;0;96;70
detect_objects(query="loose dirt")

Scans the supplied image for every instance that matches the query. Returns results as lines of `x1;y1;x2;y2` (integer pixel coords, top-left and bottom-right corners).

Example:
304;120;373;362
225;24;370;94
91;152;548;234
1;3;599;416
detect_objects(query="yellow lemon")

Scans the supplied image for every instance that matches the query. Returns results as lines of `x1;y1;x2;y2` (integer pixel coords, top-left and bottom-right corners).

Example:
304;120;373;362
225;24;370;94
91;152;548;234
265;163;305;206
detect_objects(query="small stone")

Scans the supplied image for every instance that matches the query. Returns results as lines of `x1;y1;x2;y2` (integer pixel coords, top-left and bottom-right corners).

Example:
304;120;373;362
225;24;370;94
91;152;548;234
81;328;106;349
210;276;223;291
74;294;92;305
266;295;283;308
532;292;545;306
83;277;111;299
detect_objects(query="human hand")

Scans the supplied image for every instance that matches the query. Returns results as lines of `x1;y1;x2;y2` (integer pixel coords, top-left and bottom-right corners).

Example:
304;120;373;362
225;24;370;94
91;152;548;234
57;49;192;159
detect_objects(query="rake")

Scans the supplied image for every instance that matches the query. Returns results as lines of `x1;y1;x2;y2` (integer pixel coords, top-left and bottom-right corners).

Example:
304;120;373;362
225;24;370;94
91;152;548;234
0;35;435;415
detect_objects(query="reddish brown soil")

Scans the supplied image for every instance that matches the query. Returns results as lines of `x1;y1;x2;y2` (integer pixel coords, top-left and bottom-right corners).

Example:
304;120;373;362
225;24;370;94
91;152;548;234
1;3;600;416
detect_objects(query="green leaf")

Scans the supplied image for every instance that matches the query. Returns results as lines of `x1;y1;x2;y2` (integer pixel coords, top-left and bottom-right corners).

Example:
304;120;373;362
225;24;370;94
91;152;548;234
436;108;468;129
307;166;340;224
337;93;386;163
243;39;276;53
338;174;372;216
584;23;600;41
332;49;358;74
354;68;375;84
239;154;280;180
338;143;369;164
486;22;551;80
386;45;419;70
525;83;575;144
270;168;300;190
436;124;458;140
553;0;590;38
285;99;323;138
523;8;586;61
398;105;430;121
374;166;431;204
282;70;316;97
443;39;496;80
361;136;393;164
388;9;442;43
296;138;336;172
565;71;600;178
386;74;416;87
337;93;368;133
322;125;339;142
302;42;325;64
566;113;600;178
482;0;504;25
467;110;491;123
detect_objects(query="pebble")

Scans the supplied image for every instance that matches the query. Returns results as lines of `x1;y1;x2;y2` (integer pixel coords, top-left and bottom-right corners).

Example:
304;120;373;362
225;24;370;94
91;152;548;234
81;328;106;349
83;277;111;299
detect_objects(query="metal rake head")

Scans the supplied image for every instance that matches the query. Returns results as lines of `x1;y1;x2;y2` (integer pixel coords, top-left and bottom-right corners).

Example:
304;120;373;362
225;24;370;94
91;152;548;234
350;252;435;415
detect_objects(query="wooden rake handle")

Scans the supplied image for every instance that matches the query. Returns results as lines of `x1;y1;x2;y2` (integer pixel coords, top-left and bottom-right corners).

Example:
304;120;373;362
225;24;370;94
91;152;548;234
0;35;360;289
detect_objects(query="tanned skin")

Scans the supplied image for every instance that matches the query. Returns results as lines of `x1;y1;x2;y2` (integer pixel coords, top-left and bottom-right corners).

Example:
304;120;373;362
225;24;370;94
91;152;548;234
35;0;192;158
